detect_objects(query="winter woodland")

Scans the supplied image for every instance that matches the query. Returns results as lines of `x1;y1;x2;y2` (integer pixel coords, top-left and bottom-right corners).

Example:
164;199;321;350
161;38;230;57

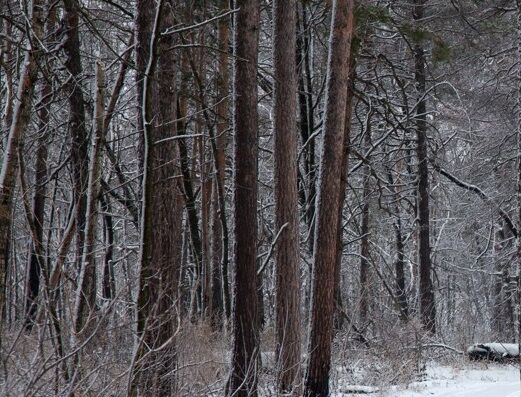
1;0;521;396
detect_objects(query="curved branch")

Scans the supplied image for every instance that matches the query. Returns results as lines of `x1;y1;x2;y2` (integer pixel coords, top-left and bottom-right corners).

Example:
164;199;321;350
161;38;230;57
431;160;518;237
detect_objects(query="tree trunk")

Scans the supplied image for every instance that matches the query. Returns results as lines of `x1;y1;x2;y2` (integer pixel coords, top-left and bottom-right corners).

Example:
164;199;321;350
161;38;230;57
211;0;231;328
62;0;89;271
516;0;521;383
100;194;115;301
334;57;356;331
131;2;183;394
273;0;301;393
73;61;105;336
194;26;212;318
304;1;355;396
176;104;203;319
0;0;45;339
226;0;260;395
413;0;436;334
395;213;409;321
24;105;48;328
297;3;317;255
24;5;56;327
201;139;212;317
386;161;409;322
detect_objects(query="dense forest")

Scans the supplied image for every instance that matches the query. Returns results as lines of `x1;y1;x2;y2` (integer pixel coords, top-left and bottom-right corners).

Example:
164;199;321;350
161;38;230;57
1;0;521;396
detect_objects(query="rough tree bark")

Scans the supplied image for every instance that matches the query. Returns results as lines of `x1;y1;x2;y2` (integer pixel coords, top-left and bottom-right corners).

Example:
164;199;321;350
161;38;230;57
273;0;301;393
0;0;45;338
304;1;355;395
413;0;436;334
131;1;183;394
334;55;356;332
226;0;261;395
62;0;89;270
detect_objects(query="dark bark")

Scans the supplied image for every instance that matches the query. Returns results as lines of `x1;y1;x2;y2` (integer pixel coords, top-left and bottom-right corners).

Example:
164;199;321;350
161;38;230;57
62;0;89;270
211;0;231;329
179;24;233;326
100;195;115;301
273;0;301;392
297;3;317;255
394;215;409;321
211;183;224;326
226;0;261;395
304;1;355;396
201;141;212;316
334;57;356;331
386;159;409;321
176;102;203;318
413;0;436;334
24;6;56;326
131;2;182;394
73;61;105;336
25;167;46;326
0;0;45;337
101;36;138;224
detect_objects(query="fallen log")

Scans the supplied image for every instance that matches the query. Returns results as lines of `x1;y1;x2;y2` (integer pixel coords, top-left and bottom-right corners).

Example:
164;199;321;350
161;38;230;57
467;343;519;361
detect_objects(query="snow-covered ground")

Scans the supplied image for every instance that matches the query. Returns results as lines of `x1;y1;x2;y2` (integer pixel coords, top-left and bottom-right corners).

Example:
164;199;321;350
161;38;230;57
338;362;520;397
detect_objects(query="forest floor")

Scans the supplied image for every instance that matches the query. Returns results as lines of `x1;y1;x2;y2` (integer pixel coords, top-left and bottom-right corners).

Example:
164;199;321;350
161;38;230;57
337;362;520;397
3;323;520;396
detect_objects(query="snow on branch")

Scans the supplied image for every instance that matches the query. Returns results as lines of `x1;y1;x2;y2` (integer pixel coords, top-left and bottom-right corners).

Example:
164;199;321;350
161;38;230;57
431;161;518;237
